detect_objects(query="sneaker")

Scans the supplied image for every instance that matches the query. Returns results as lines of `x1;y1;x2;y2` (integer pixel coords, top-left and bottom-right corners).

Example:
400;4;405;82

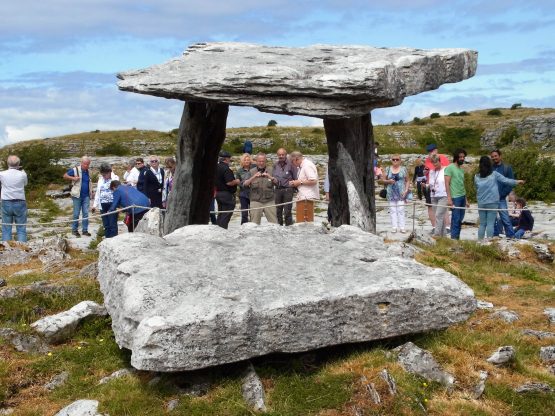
82;231;92;237
400;229;407;233
429;227;435;235
391;228;397;233
446;227;451;232
72;231;81;238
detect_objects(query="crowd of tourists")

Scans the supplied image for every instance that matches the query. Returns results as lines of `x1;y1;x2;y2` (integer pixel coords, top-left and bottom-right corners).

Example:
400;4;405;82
0;142;535;242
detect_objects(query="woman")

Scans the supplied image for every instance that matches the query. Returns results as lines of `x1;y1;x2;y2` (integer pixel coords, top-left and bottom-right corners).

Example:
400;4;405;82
236;153;253;224
162;156;176;209
381;154;410;233
412;157;426;200
92;163;119;238
143;155;164;208
428;154;448;237
474;156;524;240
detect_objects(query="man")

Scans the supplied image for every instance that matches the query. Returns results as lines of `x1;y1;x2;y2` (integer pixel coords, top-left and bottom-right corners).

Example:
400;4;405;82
273;148;296;225
135;158;148;193
0;155;28;242
215;151;240;229
124;158;141;187
289;151;319;222
109;180;150;232
244;152;278;225
63;155;93;237
142;156;165;208
444;148;469;240
491;149;516;238
424;143;450;233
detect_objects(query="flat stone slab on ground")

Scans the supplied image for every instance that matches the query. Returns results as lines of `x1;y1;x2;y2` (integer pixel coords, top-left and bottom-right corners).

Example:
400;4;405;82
98;224;476;372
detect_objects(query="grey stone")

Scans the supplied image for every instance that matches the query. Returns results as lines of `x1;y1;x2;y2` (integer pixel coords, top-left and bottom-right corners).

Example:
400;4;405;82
545;308;555;324
31;301;107;343
0;281;78;300
241;363;267;412
521;329;555;339
28;236;70;264
481;113;555;151
0;409;14;415
361;376;381;404
166;399;179;412
387;242;421;259
11;269;35;277
135;208;162;236
393;342;455;386
499;284;511;292
539;346;555;363
407;230;436;246
0;288;18;299
379;369;397;396
118;42;477;118
514;382;554;394
476;300;494;310
549;364;555;375
471;370;488;400
97;224;476;371
79;262;98;279
492;309;519;323
486;346;515;366
45;371;70;391
0;278;6;287
98;368;135;385
0;327;49;353
532;243;554;263
0;242;33;266
54;399;104;416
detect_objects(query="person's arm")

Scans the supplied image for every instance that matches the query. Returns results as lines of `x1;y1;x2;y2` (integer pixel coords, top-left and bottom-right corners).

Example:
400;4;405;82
63;168;77;181
92;180;102;211
109;189;121;212
495;171;524;187
444;173;453;206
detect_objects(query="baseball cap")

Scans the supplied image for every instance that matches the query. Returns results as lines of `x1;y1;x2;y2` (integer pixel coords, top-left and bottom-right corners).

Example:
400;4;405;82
426;144;437;152
219;151;231;158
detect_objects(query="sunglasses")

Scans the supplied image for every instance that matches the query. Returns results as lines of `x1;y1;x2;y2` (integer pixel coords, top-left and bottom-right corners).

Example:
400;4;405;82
150;160;159;163
391;158;400;161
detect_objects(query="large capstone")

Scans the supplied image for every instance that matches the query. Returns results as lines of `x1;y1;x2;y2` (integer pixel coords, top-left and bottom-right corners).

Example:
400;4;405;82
97;224;476;371
117;42;477;118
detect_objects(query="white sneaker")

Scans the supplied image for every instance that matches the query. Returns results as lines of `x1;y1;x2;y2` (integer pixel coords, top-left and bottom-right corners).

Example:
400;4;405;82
400;229;407;233
391;228;397;233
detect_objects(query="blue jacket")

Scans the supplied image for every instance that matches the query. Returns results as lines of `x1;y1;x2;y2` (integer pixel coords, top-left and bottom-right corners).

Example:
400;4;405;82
493;163;514;199
474;171;518;205
109;185;150;215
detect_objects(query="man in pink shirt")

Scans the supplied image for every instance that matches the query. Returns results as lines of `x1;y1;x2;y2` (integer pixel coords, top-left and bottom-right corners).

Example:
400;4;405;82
289;151;319;222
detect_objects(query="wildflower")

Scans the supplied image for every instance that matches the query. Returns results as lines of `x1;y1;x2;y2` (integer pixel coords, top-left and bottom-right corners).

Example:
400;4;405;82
47;352;52;356
422;382;428;387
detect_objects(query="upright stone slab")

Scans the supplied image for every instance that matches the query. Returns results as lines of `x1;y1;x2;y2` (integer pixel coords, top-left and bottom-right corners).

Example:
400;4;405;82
98;224;476;372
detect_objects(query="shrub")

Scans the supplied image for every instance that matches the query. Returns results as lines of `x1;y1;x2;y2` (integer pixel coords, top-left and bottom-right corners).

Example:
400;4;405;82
430;112;441;119
510;103;522;110
440;127;483;155
503;148;555;202
267;120;278;127
487;109;503;116
16;144;66;187
495;125;519;148
448;111;470;117
96;142;130;156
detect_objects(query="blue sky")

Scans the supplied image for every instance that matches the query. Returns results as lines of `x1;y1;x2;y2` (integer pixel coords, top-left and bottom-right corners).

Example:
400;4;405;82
1;0;554;146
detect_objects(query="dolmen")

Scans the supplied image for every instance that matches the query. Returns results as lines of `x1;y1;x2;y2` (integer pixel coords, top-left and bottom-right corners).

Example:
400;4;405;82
98;224;476;372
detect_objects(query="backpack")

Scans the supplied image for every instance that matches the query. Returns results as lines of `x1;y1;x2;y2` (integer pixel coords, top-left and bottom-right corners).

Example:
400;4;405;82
243;140;253;154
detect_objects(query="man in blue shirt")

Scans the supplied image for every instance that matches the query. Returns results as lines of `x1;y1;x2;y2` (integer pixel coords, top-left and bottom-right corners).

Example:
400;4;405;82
63;156;92;237
491;149;515;238
109;180;150;232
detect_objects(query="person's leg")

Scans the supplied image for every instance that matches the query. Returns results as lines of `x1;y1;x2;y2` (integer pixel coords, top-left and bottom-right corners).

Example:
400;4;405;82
209;198;217;225
423;188;435;228
497;199;514;238
283;188;294;226
417;182;423;200
514;228;525;239
434;197;447;236
450;196;466;239
263;202;278;224
101;203;117;238
274;189;284;225
81;196;90;233
239;196;249;224
71;197;81;232
389;201;398;231
216;192;234;229
13;201;27;242
485;203;498;238
250;200;263;225
397;200;406;231
2;201;14;241
477;204;487;239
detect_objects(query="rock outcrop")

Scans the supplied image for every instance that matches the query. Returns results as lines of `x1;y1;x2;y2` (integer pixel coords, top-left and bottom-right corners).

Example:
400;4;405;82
98;224;476;372
480;113;555;150
118;42;477;118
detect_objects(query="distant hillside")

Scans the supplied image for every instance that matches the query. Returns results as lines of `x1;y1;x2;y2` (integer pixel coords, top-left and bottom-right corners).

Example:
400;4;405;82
1;107;554;158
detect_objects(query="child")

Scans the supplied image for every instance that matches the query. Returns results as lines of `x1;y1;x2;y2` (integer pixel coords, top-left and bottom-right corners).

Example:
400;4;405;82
508;191;520;226
513;197;534;239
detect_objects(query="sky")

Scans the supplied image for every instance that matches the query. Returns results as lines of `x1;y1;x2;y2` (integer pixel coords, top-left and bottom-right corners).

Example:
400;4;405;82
1;0;554;146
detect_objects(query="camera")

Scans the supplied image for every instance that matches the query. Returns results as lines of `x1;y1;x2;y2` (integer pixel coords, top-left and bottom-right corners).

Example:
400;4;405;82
257;167;266;173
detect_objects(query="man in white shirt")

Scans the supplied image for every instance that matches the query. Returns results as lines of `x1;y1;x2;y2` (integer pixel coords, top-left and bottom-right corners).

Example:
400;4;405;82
289;151;319;222
0;155;28;242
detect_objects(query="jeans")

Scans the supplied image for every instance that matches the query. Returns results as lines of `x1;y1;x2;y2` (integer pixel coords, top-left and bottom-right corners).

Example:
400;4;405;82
493;199;515;237
275;188;294;225
450;195;466;239
239;196;250;224
478;203;498;239
72;196;90;232
101;202;118;238
514;228;526;239
1;200;27;242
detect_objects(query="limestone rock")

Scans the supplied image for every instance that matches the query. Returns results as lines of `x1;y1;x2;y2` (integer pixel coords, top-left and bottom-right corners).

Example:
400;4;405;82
0;278;5;287
98;368;135;385
361;376;381;404
0;327;49;353
135;208;162;236
45;371;70;391
0;242;32;266
166;399;179;412
476;300;494;310
521;329;555;339
241;363;267;412
514;382;554;394
540;346;555;363
545;308;555;324
54;399;104;416
79;262;98;279
379;369;397;396
393;342;455;386
407;230;436;246
492;309;519;323
471;370;488;399
28;236;70;264
97;224;476;372
118;42;477;118
532;243;554;263
0;409;14;415
387;242;421;259
0;281;78;300
486;346;515;366
31;301;107;343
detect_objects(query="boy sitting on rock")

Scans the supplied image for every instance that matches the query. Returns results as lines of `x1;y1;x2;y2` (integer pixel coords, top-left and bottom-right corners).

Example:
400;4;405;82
513;197;534;239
